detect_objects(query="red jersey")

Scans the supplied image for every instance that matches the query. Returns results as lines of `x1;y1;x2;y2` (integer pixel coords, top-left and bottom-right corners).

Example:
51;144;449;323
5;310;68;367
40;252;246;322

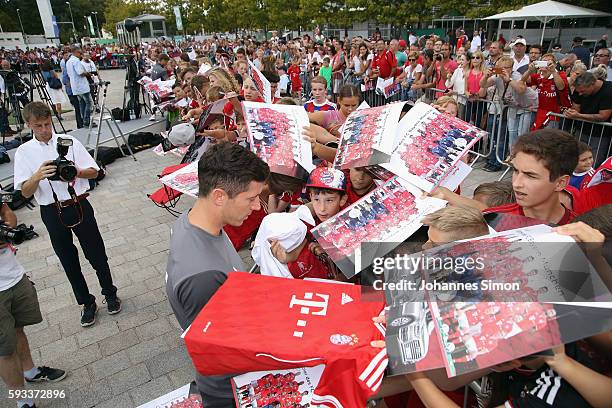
371;50;397;79
184;273;387;408
483;203;575;227
224;207;267;250
288;65;302;92
345;176;376;205
566;183;611;215
530;72;570;129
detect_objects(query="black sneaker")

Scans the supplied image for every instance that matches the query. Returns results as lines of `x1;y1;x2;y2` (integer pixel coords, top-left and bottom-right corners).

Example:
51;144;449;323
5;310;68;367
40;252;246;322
81;302;97;327
104;296;122;315
25;366;67;383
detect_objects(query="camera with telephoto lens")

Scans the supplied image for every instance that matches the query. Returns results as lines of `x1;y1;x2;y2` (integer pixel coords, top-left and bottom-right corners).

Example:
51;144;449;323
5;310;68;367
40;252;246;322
0;193;25;245
49;137;78;183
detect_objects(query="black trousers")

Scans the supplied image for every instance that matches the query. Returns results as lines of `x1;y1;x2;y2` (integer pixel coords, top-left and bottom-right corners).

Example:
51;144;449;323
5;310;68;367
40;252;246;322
40;198;116;305
67;94;83;128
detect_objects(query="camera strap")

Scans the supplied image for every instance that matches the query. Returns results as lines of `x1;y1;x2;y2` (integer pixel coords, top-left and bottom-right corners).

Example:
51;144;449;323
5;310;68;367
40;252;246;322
47;180;84;228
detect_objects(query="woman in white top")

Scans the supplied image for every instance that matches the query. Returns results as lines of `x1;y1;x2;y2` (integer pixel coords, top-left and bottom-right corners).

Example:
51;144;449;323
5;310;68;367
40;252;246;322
396;51;422;101
353;43;372;83
445;54;468;118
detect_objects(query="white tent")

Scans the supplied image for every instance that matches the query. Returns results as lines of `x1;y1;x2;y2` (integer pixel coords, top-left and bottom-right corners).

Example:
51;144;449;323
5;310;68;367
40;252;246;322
483;0;611;45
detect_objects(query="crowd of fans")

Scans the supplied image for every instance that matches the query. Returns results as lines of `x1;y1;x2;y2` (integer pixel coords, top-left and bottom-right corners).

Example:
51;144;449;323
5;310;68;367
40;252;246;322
0;28;611;408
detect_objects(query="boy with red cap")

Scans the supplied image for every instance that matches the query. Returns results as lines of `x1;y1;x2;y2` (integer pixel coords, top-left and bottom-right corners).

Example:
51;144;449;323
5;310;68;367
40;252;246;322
270;166;348;279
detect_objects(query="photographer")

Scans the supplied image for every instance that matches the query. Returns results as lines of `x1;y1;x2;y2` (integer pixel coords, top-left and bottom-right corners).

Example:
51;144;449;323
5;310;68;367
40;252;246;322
0;203;66;408
14;102;120;328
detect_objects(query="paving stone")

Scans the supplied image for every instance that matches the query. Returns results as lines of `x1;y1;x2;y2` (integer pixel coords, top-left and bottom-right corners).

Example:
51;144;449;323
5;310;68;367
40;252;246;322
94;392;134;408
168;364;196;389
88;350;131;381
25;323;61;349
45;304;80;326
145;346;192;378
115;306;159;331
49;343;101;371
131;288;167;310
135;316;173;341
129;375;173;407
99;328;140;356
107;363;152;396
126;335;170;365
38;335;78;362
67;378;112;408
76;320;119;348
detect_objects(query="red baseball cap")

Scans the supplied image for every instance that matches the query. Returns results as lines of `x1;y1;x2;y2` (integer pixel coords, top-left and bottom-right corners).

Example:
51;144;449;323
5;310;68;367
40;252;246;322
306;167;346;192
398;40;407;48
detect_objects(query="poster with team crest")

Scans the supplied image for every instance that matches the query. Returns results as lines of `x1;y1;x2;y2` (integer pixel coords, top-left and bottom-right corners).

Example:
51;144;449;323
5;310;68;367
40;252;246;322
243;102;314;178
382;102;485;193
232;366;324;408
311;176;446;278
333;102;405;170
160;161;199;197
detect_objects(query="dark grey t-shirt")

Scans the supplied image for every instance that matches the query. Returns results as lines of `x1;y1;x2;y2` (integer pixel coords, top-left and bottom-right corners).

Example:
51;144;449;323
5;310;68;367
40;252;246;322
166;211;245;398
151;63;169;81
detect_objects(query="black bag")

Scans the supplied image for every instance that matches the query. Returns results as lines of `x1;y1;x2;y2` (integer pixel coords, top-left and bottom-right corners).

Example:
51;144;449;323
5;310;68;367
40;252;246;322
128;132;163;152
88;146;123;166
7;190;34;210
123;99;142;121
47;76;62;90
111;108;123;121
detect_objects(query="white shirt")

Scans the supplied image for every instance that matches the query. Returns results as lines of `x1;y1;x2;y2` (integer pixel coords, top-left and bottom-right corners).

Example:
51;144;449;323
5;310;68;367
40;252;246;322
404;63;423;81
14;134;99;206
0;245;25;291
470;35;482;53
0;74;4;94
446;67;466;103
512;54;530;73
81;60;97;73
66;55;90;95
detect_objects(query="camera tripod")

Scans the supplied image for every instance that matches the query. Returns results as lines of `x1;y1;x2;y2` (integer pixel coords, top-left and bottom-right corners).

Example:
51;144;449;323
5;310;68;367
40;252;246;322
0;70;31;135
121;52;151;119
30;70;67;134
86;81;136;162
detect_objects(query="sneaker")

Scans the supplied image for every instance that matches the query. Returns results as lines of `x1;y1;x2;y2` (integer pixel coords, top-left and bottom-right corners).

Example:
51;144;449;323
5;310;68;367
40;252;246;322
104;296;122;315
25;366;67;383
90;122;98;128
149;114;156;121
80;302;97;327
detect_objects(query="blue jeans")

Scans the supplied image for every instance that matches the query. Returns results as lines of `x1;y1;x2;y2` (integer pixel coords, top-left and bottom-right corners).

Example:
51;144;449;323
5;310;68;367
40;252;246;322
506;108;534;150
486;113;508;168
76;93;93;126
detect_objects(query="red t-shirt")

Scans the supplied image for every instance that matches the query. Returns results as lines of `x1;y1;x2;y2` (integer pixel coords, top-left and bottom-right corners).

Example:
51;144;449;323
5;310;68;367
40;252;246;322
287;65;302;91
530;71;570;129
565;183;611;215
483;203;575;226
224;207;266;250
372;50;397;79
184;273;387;408
345;176;376;205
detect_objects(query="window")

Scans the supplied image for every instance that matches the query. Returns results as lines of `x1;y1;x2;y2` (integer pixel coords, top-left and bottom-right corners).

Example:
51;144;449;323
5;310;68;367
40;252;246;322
501;21;511;29
526;20;541;29
139;23;151;38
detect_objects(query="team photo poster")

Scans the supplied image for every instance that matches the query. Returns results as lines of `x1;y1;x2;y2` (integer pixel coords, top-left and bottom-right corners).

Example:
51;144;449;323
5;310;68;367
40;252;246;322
333;102;405;170
243;102;314;178
383;102;485;192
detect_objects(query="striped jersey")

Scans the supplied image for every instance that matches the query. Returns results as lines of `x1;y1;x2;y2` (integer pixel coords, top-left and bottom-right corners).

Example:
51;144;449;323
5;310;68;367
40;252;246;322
183;273;387;408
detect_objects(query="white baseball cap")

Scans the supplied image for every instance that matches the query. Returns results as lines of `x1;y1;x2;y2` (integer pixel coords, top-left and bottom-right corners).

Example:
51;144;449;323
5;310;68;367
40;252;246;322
512;38;527;46
168;123;195;147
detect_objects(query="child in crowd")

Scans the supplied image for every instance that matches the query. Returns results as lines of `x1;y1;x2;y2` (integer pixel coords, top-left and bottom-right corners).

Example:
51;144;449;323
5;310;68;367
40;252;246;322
308;84;360;137
472;181;514;208
303;77;337;112
570;142;595;190
268;167;348;280
287;56;302;100
345;167;377;204
319;57;333;92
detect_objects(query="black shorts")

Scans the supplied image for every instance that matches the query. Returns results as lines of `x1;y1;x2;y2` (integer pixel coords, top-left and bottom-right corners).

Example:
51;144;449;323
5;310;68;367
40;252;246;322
0;275;43;356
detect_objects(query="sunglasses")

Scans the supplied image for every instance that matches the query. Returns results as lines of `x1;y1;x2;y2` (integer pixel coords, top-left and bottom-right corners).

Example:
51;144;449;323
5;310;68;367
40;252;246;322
595;54;609;57
408;58;416;61
471;57;481;60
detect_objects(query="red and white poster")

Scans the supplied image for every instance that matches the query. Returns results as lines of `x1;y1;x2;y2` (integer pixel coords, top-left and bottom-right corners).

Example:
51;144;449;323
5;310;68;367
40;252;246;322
311;176;446;278
243;102;314;177
160;161;198;197
333;102;405;170
382;102;485;192
248;59;272;103
376;77;401;99
232;366;324;408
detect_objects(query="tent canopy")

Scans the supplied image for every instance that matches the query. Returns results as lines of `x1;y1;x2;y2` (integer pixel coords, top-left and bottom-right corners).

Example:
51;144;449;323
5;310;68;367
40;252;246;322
483;0;611;22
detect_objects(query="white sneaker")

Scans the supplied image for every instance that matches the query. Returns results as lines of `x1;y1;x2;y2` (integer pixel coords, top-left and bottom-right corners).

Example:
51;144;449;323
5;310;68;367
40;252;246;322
149;114;156;121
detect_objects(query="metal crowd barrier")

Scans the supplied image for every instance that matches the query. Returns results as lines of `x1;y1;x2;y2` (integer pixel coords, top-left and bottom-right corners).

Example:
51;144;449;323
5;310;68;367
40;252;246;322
547;111;612;167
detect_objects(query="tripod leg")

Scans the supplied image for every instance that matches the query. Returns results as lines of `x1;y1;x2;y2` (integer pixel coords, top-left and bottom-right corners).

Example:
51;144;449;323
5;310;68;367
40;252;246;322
106;108;136;161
